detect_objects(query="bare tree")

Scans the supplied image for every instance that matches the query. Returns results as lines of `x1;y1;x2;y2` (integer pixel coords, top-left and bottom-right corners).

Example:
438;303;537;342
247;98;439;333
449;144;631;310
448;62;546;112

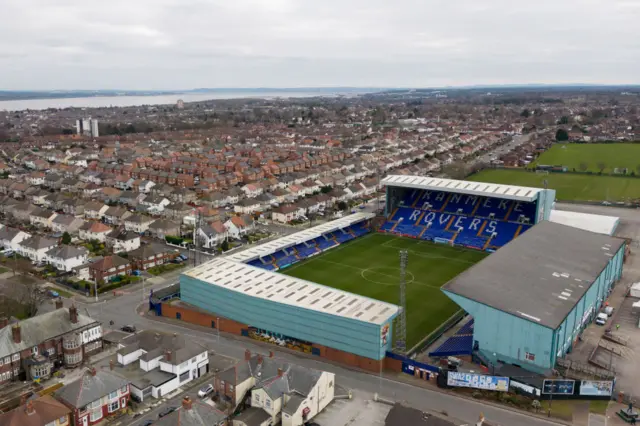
578;162;589;172
596;162;606;173
442;161;471;180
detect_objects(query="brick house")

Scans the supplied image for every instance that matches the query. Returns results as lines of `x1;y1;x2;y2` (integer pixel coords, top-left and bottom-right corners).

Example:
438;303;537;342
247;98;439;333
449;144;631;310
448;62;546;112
0;395;71;426
127;244;179;271
89;255;132;283
0;305;102;383
55;368;130;426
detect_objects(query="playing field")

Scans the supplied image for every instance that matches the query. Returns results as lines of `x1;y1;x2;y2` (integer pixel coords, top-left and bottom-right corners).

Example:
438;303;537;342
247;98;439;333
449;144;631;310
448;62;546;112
469;168;640;202
281;233;487;348
532;143;640;173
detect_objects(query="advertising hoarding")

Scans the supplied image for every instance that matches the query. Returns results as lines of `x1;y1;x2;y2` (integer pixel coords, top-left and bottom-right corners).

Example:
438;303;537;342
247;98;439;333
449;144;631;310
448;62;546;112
542;379;575;395
447;372;509;392
579;380;614;397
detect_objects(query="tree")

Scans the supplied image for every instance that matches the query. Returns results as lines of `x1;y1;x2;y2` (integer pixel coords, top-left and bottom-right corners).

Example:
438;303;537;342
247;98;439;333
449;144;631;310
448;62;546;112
61;232;71;245
578;162;588;172
320;185;332;194
555;128;569;141
442;161;471;180
557;116;569;125
520;109;531;118
596;162;606;173
221;239;230;252
13;275;45;317
337;201;348;211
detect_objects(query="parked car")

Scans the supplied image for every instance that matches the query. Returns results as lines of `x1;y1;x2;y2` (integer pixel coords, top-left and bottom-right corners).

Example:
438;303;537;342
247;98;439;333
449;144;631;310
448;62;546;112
140;419;154;426
604;306;614;317
198;384;214;398
121;325;137;333
48;290;59;298
596;312;608;326
158;406;177;418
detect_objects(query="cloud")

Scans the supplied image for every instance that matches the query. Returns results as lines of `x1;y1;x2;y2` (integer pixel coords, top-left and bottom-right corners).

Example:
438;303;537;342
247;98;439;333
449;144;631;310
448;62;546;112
0;0;638;89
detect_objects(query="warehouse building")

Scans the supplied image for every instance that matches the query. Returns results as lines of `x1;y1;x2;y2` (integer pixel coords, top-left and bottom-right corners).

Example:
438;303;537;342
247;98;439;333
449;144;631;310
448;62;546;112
179;258;399;370
442;221;625;374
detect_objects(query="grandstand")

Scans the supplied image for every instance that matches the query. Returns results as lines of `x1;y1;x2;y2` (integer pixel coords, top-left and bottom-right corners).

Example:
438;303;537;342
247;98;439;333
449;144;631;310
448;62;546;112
380;175;556;251
227;212;374;271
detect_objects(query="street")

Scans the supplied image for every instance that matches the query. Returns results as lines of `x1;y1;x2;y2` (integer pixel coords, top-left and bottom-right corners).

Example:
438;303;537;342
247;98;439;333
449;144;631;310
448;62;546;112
68;276;563;426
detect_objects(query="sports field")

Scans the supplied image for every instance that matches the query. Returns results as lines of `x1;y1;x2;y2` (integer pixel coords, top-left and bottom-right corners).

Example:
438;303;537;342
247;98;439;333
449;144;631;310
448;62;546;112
532;143;640;173
281;233;487;348
469;169;640;202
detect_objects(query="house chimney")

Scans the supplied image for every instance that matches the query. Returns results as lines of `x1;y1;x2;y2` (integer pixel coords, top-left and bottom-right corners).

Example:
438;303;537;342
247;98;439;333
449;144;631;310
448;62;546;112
182;396;193;410
257;354;263;365
11;324;21;344
69;305;78;324
109;359;114;371
165;350;172;362
25;400;35;416
55;299;63;310
244;349;251;361
269;351;274;358
90;367;97;376
277;368;284;377
0;317;8;329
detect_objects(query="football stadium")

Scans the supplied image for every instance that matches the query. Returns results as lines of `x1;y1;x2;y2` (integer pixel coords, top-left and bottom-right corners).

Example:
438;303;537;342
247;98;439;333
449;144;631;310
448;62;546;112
155;174;626;375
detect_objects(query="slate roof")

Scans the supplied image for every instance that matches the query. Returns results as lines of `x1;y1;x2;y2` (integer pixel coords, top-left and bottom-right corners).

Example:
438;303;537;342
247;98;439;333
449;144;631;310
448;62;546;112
55;370;129;409
19;235;58;250
153;401;227;426
116;330;207;365
46;245;88;260
0;395;71;426
0;308;98;358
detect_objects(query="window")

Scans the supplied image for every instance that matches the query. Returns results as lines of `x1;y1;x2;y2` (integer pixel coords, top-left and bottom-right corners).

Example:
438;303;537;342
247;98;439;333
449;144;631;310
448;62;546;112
88;400;101;409
31;346;38;355
108;400;120;413
0;359;3;367
6;356;12;363
265;398;271;409
329;381;333;388
89;408;102;422
59;415;68;424
254;393;261;404
109;391;118;399
13;369;18;377
229;384;234;392
120;386;127;394
525;352;535;361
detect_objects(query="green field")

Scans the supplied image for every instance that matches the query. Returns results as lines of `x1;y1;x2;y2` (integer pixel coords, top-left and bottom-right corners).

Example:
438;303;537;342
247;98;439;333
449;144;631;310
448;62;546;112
533;143;640;173
469;169;640;202
281;233;487;348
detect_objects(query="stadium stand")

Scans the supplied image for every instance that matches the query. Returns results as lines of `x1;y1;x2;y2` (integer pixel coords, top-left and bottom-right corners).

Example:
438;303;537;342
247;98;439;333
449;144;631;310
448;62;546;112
382;188;536;251
429;318;475;357
242;221;371;272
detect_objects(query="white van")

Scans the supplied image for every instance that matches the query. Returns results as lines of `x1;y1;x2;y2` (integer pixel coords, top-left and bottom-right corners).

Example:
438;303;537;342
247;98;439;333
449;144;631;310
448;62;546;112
604;306;614;317
595;313;608;326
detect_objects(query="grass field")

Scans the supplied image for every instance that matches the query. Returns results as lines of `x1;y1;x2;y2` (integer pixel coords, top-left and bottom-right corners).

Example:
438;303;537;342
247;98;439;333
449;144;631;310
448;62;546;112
469;169;640;202
533;143;640;173
281;233;487;348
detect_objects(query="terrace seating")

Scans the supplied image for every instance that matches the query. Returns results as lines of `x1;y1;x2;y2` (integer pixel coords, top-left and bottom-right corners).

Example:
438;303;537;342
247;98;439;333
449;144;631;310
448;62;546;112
428;335;474;357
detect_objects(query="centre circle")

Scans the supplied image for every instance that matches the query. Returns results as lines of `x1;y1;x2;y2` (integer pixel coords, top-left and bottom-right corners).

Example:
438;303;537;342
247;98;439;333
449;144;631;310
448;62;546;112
361;267;415;286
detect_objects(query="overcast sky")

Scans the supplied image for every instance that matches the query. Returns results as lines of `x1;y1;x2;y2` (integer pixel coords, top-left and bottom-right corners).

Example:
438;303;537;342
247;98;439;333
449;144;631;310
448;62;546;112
2;0;640;90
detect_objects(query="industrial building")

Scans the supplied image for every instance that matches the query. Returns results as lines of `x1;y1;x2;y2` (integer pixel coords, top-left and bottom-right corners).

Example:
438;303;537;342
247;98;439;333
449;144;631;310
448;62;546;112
442;220;625;374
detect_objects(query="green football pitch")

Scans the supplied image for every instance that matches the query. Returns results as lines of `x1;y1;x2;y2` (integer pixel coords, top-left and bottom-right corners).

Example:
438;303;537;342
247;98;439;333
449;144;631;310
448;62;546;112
532;143;640;173
469;168;640;202
281;233;487;348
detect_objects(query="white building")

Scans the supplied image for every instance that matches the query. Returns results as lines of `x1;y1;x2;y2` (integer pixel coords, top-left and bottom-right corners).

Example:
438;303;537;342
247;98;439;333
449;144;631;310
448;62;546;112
45;245;89;272
76;117;99;137
0;227;30;251
17;236;58;262
116;330;209;401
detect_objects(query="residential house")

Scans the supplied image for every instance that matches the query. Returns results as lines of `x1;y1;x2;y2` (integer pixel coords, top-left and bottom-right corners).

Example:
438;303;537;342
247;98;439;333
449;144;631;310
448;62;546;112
0;395;71;426
115;330;209;401
29;208;58;229
103;206;132;226
241;183;263;198
218;351;334;426
196;221;227;249
139;195;170;215
147;219;181;241
0;227;30;251
154;396;227;426
17;236;58;262
224;215;255;239
45;245;89;272
83;201;109;220
55;368;129;426
272;205;304;224
7;202;38;224
127;244;178;271
106;229;140;253
123;214;156;234
51;215;85;235
61;199;86;217
234;198;262;215
164;203;193;221
0;305;102;383
88;255;132;283
170;188;197;204
78;221;113;243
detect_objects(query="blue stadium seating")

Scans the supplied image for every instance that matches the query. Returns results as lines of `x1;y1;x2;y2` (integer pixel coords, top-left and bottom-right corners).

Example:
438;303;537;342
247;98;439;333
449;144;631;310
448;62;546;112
382;190;535;251
458;319;474;335
428;335;474;357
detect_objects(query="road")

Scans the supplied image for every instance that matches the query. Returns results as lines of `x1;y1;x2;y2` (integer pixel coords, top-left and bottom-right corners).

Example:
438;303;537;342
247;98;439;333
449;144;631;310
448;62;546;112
475;132;537;165
68;278;563;426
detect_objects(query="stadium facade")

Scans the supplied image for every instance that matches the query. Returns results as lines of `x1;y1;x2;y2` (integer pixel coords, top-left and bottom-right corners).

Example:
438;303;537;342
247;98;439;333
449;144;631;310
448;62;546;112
442;221;625;374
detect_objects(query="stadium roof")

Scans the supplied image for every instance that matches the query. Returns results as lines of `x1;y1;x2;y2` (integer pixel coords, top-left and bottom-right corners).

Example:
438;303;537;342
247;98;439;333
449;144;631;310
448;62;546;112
442;221;625;329
549;209;619;236
382;175;543;202
226;212;375;263
184;257;399;326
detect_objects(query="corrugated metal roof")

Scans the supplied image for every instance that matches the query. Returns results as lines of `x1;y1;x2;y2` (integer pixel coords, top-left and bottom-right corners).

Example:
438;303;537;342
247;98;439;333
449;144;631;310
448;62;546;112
184;258;399;326
382;175;542;202
226;212;375;263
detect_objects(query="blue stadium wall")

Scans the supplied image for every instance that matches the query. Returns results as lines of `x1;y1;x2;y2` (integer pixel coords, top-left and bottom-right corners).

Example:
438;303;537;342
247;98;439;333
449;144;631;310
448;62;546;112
536;188;556;222
180;275;397;361
442;244;624;374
